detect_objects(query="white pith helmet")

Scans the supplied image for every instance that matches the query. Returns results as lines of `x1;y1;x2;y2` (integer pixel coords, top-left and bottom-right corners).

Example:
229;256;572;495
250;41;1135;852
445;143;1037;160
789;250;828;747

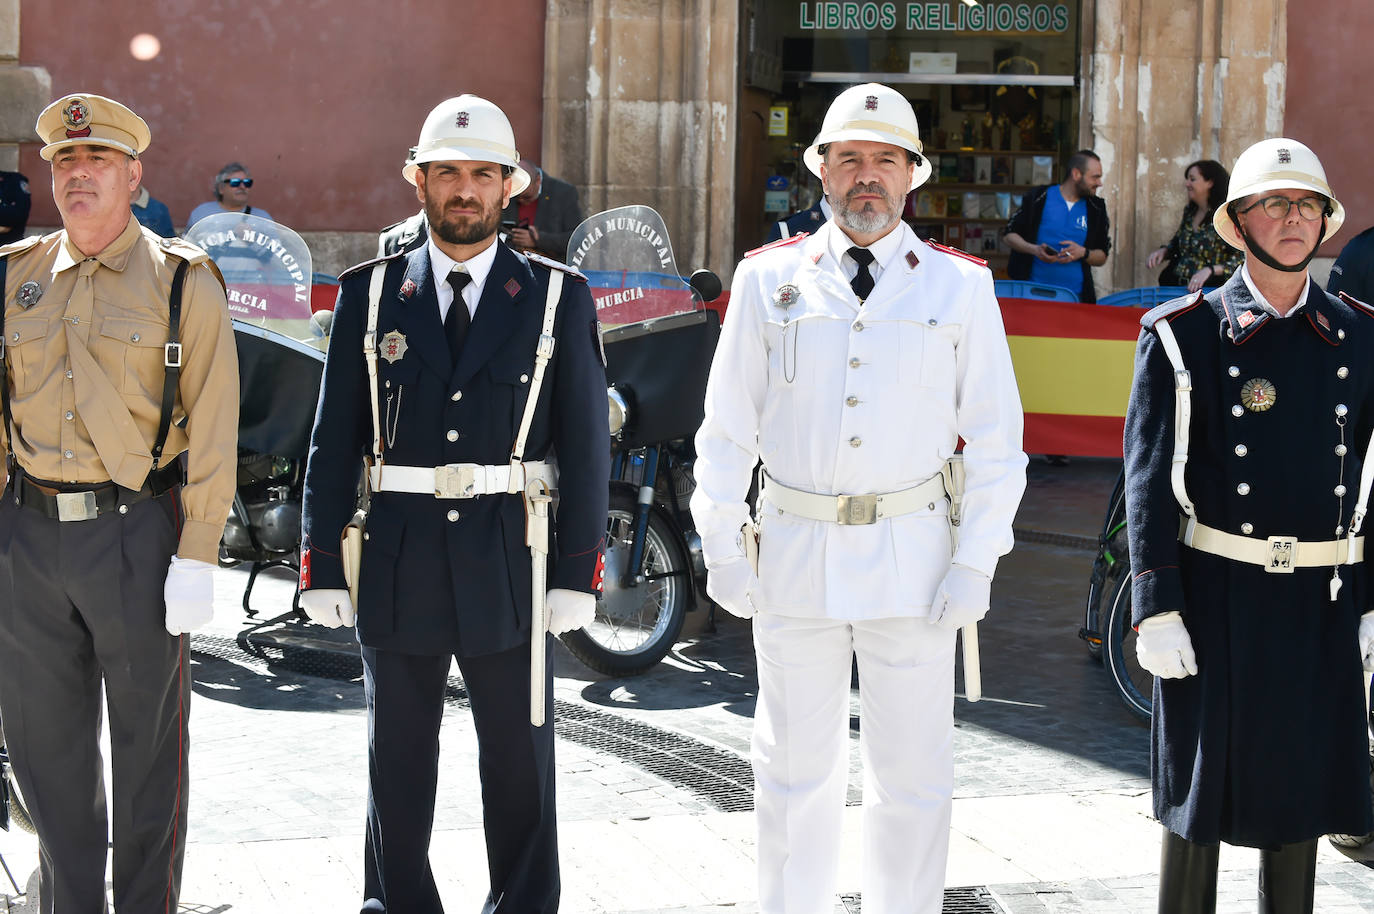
1214;137;1343;250
403;95;530;195
804;83;931;192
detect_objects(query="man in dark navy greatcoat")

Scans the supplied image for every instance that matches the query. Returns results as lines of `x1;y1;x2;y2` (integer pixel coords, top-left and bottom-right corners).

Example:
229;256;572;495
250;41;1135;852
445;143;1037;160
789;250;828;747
298;95;609;914
1125;138;1374;914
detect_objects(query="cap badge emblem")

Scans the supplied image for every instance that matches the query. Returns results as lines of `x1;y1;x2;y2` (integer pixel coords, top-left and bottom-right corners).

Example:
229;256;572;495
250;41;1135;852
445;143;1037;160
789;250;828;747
456;112;470;128
61;98;92;139
15;281;42;309
380;330;408;363
773;283;800;308
1240;378;1277;412
864;95;878;111
1277;148;1291;164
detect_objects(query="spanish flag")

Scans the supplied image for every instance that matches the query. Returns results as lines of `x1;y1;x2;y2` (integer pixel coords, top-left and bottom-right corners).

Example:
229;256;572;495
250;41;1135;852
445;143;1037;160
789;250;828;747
1001;299;1147;458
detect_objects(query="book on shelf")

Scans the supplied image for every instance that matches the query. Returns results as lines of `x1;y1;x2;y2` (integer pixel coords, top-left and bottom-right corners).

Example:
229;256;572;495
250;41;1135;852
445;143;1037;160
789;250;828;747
1031;155;1053;184
947;193;963;217
992;156;1011;185
931;191;947;217
964;225;983;254
1013;157;1034;185
974;156;992;184
947;223;963;244
939;156;959;183
962;192;980;219
957;155;975;184
979;193;999;219
914;191;934;217
996;191;1012;219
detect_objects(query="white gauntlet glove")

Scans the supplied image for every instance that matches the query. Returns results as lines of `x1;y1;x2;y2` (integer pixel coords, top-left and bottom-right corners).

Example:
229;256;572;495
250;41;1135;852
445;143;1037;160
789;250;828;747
1359;610;1374;673
1135;611;1198;679
706;557;757;620
548;589;596;635
164;556;216;636
299;588;356;629
929;564;991;631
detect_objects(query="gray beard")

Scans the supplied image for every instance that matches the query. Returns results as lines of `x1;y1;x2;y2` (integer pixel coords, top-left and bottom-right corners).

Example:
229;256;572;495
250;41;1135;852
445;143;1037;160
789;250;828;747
836;200;900;235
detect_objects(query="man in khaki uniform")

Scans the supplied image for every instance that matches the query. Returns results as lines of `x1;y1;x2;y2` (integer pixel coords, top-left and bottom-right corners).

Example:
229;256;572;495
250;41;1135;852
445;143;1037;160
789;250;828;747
0;94;238;913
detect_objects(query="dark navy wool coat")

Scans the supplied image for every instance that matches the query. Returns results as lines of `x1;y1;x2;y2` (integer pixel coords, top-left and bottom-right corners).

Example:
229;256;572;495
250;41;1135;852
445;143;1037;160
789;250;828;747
300;241;609;658
1124;271;1374;847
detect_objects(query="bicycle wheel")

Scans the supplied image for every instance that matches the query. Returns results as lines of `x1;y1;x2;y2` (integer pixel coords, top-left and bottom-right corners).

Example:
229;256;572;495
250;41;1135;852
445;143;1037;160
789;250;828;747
1082;469;1128;661
560;489;689;677
1104;570;1152;722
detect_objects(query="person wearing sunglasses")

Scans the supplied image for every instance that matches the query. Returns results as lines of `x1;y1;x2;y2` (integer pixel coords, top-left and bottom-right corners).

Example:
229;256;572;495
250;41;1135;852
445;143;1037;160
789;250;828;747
186;160;272;228
1125;137;1374;914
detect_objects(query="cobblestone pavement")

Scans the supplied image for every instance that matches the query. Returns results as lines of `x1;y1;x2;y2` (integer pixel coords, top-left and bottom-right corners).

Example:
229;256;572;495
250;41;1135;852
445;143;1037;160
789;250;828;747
1;458;1372;912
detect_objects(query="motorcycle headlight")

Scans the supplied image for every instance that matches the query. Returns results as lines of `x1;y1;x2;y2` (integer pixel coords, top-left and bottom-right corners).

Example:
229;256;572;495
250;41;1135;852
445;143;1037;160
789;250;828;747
607;386;629;437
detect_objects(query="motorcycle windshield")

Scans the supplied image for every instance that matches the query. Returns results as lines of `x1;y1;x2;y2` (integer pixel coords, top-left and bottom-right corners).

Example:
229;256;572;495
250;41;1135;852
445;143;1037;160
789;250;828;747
184;213;325;351
566;205;698;328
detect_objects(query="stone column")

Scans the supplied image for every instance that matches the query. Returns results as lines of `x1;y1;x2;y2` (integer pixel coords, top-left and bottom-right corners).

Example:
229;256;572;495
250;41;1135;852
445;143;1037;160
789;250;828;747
1083;0;1287;295
0;1;51;171
544;0;739;281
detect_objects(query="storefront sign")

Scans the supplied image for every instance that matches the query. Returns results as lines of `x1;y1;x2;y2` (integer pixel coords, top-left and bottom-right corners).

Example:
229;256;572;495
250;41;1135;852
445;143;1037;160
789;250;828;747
797;2;1071;34
769;106;789;136
764;190;792;213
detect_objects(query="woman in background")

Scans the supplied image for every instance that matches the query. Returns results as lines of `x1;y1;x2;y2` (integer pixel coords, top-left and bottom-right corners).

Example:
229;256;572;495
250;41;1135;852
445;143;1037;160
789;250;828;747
1146;159;1241;293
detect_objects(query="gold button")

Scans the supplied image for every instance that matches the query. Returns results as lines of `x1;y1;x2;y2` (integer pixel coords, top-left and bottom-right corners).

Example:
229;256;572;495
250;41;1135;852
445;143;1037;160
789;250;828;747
849;436;862;448
446;429;459;442
849;358;860;368
846;396;858;407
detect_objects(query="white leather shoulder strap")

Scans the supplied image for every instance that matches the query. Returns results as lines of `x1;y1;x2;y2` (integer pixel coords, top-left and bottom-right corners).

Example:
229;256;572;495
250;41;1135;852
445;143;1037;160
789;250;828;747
507;269;563;492
1151;317;1195;519
363;263;386;460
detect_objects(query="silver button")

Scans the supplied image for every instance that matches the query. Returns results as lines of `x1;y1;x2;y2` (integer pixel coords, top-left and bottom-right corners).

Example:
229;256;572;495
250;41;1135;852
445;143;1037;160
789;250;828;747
849;436;862;448
1228;366;1240;378
849;358;860;368
853;321;865;332
927;502;935;510
1234;444;1247;457
1237;482;1250;495
64;411;73;421
130;332;140;342
520;373;529;383
446;429;459;442
1338;367;1350;379
928;318;937;326
65;369;73;379
446;509;460;522
1337;444;1348;456
1241;523;1254;535
363;532;370;540
63;449;73;459
845;396;858;407
118;504;128;515
451;391;463;401
1336;404;1349;418
1339;329;1346;339
1231;405;1244;418
1336;484;1348;497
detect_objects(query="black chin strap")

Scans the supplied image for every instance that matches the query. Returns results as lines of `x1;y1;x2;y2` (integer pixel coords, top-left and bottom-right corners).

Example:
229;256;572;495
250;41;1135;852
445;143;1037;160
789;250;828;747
1230;208;1327;273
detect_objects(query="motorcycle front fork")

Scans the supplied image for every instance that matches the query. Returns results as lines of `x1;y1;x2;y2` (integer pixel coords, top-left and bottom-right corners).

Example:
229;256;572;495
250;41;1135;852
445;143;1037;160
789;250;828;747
611;447;660;588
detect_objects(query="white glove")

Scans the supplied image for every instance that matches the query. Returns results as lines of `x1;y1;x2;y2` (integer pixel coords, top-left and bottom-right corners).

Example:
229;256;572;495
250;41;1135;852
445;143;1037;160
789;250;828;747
1136;611;1198;679
299;588;356;629
548;589;596;635
929;564;991;630
1359;610;1374;673
706;557;757;620
164;555;215;636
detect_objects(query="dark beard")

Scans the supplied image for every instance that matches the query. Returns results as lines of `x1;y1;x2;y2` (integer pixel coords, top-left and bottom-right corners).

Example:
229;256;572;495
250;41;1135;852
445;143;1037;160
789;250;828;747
425;193;501;246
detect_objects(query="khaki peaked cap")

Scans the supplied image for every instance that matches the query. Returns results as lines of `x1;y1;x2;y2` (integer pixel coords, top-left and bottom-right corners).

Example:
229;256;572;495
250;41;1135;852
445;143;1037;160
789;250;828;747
36;93;151;161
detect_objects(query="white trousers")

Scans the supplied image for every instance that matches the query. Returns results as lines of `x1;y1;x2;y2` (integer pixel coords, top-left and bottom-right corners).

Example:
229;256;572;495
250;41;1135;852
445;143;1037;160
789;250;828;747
752;613;956;914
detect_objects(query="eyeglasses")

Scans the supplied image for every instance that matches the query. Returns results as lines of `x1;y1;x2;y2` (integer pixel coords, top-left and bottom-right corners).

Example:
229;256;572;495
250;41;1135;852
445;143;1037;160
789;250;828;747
222;177;253;188
1238;195;1329;222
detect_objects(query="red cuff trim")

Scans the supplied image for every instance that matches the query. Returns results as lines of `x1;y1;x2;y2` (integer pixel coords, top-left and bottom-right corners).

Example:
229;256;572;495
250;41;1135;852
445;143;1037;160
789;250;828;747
300;548;312;589
592;550;605;593
1132;564;1177;581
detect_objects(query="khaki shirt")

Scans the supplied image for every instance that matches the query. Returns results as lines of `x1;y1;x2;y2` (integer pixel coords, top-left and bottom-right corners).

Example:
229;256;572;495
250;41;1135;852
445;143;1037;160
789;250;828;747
1;216;239;563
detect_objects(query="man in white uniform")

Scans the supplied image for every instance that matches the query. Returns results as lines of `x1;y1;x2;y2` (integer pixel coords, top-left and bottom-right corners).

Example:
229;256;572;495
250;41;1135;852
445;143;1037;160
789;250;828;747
692;83;1027;913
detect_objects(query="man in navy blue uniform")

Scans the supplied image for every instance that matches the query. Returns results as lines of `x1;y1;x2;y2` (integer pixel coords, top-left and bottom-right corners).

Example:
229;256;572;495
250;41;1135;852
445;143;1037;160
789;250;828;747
298;95;609;914
763;195;830;244
1125;138;1374;914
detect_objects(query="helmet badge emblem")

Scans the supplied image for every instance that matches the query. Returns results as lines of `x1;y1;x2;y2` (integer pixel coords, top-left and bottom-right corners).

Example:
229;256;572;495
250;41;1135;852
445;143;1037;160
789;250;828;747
456;112;470;128
864;95;878;111
1277;148;1291;164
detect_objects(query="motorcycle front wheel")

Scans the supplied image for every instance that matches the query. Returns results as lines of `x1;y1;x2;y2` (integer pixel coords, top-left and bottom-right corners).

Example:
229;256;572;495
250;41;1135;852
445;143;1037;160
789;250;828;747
1104;570;1152;722
560;489;689;677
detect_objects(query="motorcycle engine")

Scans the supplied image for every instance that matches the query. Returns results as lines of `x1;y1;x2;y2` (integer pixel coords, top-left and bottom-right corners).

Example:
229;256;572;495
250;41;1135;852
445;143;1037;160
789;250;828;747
221;452;303;559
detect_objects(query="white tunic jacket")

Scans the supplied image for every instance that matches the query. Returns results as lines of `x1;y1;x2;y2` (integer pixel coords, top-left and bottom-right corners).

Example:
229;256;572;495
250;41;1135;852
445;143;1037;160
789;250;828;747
692;221;1028;619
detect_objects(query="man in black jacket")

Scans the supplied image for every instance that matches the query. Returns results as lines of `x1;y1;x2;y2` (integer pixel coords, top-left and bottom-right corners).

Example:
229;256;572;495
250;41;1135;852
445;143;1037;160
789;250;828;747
1002;150;1111;302
504;158;583;262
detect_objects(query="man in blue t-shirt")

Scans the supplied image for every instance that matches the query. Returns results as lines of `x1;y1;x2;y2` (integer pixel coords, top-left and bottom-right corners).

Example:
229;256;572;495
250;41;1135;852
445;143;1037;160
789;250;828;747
1003;150;1111;301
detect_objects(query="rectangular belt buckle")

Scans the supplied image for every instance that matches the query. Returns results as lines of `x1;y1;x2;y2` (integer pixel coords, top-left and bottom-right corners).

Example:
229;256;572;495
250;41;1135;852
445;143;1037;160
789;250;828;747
835;494;877;525
55;491;98;522
1266;535;1297;573
435;464;477;499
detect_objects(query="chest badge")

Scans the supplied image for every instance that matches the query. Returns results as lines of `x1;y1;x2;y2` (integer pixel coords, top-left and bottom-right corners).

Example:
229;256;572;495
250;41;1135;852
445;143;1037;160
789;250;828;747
379;330;408;363
1240;377;1277;412
15;281;42;309
773;283;800;309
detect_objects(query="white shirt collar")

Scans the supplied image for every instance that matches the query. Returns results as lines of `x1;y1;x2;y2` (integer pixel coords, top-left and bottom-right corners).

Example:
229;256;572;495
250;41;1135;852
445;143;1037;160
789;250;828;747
1240;261;1310;319
428;234;499;320
827;218;904;287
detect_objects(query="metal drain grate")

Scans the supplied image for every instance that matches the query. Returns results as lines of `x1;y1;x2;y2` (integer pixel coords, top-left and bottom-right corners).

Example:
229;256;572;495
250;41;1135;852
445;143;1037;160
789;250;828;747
192;629;364;681
842;887;1005;913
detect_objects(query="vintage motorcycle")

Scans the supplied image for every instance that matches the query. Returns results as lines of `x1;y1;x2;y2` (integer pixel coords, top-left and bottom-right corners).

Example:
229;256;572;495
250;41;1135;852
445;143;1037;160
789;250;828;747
559;205;724;676
184;213;329;616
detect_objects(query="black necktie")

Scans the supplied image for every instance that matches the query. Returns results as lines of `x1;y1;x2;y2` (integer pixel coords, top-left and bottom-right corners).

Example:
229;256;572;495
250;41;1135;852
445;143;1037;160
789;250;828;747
848;247;875;301
445;268;471;357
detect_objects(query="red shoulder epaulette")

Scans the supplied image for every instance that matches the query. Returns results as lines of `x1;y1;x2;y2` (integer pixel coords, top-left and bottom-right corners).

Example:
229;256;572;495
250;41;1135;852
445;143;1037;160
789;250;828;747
924;239;988;268
1338;290;1374;318
745;233;809;258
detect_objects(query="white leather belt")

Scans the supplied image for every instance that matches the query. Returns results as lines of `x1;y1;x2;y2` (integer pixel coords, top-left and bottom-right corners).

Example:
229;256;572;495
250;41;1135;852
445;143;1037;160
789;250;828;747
1180;517;1364;573
370;461;556;499
762;471;946;525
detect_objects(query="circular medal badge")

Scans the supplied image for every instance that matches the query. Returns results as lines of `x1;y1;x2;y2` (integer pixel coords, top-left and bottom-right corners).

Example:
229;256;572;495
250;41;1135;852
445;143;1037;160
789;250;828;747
773;283;800;309
1240;378;1277;412
15;281;42;309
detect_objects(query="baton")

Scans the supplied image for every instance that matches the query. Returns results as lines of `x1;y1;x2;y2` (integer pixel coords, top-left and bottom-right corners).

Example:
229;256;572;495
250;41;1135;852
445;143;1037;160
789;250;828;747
525;482;553;727
961;623;982;702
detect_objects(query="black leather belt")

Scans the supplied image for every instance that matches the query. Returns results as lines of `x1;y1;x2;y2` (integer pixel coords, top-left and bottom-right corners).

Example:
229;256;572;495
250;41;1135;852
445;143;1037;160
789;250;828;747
12;463;183;522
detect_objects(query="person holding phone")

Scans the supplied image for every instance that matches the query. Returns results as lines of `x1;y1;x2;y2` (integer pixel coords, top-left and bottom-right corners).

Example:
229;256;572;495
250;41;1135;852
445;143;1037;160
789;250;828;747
1001;150;1111;302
